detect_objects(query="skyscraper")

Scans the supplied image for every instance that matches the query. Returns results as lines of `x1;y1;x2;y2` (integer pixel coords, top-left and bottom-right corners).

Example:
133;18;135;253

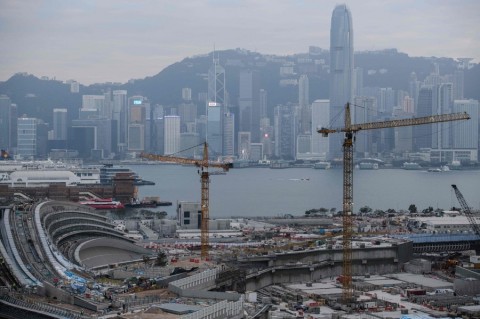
164;115;181;155
127;96;148;152
17;117;37;159
298;74;311;134
207;55;226;156
274;105;296;160
112;90;128;147
329;4;354;159
311;100;330;160
453;99;478;150
239;70;260;143
0;95;17;152
415;86;434;150
53;108;67;140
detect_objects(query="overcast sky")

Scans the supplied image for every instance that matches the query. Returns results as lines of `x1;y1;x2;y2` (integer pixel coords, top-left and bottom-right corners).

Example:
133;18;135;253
1;0;478;85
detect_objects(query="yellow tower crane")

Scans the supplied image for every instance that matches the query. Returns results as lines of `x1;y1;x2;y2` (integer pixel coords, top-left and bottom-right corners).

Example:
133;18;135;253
140;142;232;260
318;103;469;303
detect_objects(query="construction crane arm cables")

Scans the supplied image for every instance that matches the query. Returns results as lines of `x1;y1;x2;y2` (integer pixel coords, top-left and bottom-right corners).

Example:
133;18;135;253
139;142;231;260
452;184;480;237
318;112;470;136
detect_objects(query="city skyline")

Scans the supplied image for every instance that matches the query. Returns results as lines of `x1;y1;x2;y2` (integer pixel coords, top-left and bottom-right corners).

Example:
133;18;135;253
1;0;479;85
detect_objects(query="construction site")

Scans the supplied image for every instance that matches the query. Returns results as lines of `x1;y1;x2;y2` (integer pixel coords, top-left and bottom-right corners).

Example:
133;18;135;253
0;106;479;318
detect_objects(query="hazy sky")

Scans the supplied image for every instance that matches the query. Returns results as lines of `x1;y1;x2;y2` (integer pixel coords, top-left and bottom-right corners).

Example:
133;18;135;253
1;0;478;85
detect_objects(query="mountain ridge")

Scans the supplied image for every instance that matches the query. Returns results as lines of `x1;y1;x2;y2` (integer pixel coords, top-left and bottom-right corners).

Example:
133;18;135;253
1;48;478;125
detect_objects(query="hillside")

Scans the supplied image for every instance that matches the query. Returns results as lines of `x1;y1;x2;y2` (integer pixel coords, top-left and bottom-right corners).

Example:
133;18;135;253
0;48;478;125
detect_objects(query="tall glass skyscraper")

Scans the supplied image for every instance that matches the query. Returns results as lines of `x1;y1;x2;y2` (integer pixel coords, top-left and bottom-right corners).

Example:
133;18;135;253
329;4;353;159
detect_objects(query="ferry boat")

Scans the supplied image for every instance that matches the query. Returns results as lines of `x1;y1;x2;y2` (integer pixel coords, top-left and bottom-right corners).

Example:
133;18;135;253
313;162;331;169
79;198;125;209
358;162;379;170
402;162;422;170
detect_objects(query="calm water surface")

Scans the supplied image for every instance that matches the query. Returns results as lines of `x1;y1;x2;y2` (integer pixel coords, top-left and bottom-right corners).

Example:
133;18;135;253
128;165;480;218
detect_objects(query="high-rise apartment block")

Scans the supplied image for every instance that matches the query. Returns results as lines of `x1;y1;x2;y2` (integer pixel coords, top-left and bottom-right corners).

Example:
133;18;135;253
329;4;353;159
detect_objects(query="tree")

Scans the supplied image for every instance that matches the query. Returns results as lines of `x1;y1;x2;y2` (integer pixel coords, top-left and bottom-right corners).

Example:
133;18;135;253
422;206;434;214
154;251;168;267
142;255;151;268
359;206;372;214
408;204;417;214
330;208;337;213
374;209;385;216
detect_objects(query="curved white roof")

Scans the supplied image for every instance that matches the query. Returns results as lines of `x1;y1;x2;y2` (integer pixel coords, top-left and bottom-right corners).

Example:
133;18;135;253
8;170;81;185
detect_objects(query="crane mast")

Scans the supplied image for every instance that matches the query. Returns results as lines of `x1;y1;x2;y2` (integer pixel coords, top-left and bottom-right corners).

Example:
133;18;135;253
140;142;231;260
318;103;469;303
452;184;480;237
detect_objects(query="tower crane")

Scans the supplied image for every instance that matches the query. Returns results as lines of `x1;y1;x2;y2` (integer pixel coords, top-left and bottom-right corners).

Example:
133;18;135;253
318;103;470;302
451;184;480;238
139;142;232;260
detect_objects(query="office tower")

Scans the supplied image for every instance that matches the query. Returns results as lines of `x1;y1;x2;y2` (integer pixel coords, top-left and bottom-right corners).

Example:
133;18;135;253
180;133;200;158
392;108;413;154
298;74;311;134
208;56;226;109
178;102;197;131
36;120;49;159
237;132;251;160
274;105;296;160
250;143;264;162
259;89;268;119
353;67;363;97
164;115;180;155
239;70;260;142
311;100;330;159
434;83;453;149
260;117;274;158
378;87;395;115
353;96;376;156
127;96;148;152
112;90;128;146
0;95;17;152
207;102;222;157
453;70;464;100
415;86;434;150
17;117;37;159
182;88;192;101
53;109;67;140
208;56;227;156
453;100;478;150
409;72;420;113
402;96;414;114
223;112;235;157
329;4;354;159
82;95;105;118
296;134;312;160
70;118;113;159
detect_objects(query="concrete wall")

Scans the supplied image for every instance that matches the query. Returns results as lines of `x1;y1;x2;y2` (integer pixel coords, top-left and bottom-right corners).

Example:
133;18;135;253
168;268;244;319
244;242;414;291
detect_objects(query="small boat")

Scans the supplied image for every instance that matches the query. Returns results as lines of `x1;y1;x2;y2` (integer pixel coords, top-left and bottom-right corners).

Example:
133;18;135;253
427;168;442;173
79;198;125;209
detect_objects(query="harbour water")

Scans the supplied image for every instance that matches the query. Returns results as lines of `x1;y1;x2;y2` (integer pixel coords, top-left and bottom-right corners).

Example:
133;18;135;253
128;164;480;218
